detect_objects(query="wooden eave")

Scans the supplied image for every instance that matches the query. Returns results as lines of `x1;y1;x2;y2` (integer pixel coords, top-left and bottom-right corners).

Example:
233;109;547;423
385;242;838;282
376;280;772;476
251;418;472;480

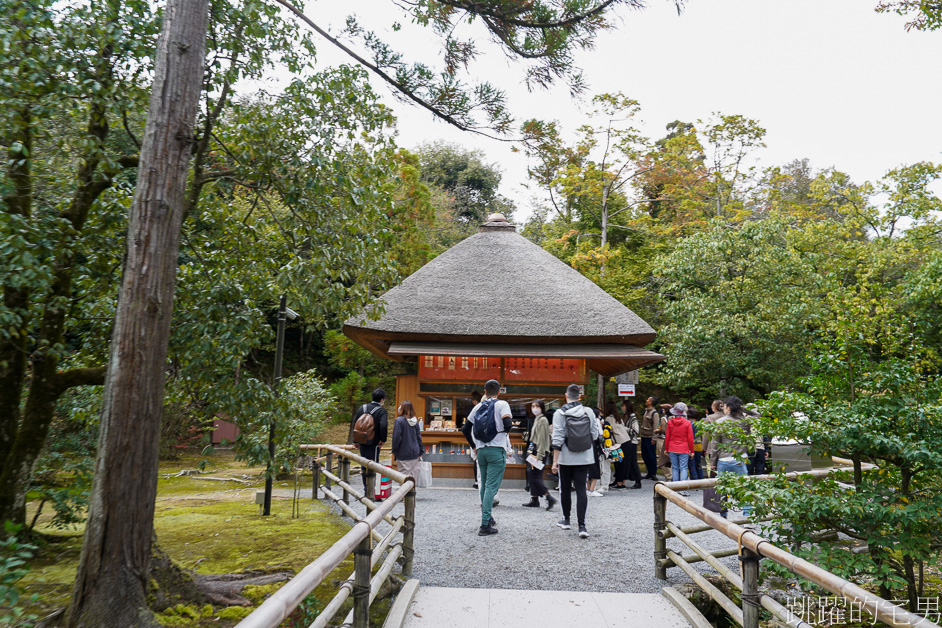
341;324;657;363
382;340;664;377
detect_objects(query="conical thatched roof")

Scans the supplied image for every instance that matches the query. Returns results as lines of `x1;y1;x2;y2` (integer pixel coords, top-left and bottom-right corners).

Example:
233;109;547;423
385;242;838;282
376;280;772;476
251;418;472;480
343;216;663;375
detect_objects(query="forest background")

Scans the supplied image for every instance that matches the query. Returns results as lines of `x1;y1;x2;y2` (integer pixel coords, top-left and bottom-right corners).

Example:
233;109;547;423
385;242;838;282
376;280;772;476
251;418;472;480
2;0;941;535
1;0;941;624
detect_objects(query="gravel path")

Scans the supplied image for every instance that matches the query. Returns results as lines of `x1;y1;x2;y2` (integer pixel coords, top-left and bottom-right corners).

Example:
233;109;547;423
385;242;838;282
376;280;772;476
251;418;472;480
318;479;744;594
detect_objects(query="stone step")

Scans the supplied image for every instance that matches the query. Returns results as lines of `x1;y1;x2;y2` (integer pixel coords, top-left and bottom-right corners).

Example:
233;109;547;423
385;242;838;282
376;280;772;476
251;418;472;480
398;586;694;628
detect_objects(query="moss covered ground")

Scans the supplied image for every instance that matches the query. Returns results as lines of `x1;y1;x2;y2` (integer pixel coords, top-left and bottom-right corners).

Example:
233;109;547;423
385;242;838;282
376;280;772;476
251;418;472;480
19;450;355;627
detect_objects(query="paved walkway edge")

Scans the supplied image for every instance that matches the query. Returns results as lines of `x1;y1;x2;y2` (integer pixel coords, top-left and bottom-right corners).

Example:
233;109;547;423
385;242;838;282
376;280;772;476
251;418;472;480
662;586;712;628
383;579;420;628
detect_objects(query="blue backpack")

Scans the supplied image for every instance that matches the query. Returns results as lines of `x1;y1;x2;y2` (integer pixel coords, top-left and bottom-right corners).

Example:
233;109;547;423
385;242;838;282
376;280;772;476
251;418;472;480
472;399;498;444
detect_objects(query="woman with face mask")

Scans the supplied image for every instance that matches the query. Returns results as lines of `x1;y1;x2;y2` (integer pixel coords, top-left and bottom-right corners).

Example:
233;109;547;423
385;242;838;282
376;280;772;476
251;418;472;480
522;400;557;510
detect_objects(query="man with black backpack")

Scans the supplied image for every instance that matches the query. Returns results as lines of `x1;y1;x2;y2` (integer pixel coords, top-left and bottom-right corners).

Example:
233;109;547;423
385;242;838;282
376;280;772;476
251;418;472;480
350;388;389;496
461;379;513;537
551;384;601;539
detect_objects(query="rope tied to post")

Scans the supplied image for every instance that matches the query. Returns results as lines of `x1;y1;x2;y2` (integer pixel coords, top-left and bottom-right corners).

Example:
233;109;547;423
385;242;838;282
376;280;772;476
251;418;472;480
351;580;371;599
737;527;761;609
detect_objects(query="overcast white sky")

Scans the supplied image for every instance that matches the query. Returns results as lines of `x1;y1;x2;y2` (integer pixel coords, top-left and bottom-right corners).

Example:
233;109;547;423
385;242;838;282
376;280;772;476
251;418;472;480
298;0;942;220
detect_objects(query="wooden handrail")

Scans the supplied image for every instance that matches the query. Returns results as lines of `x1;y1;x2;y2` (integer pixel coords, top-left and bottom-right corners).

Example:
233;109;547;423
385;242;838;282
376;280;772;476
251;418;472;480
237;444;416;628
658;456;871;492
305;443;412;486
653;466;938;628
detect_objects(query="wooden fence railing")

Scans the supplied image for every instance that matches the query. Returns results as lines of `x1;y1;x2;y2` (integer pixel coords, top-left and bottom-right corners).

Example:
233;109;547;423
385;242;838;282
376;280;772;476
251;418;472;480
654;461;939;628
237;444;415;628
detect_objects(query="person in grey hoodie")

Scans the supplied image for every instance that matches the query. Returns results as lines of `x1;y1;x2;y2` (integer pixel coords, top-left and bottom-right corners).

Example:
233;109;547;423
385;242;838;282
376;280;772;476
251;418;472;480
551;384;600;539
391;400;423;478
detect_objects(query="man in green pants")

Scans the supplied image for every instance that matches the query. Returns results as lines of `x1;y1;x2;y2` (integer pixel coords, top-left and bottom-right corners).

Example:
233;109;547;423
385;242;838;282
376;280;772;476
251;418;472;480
462;379;513;536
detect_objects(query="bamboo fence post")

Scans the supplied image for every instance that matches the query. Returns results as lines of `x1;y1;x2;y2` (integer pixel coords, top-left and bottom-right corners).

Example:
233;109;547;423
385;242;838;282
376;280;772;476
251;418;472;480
352;535;372;628
325;452;333;493
741;547;761;628
402;485;416;576
311;459;320;500
365;466;376;502
340;457;351;505
654;490;668;580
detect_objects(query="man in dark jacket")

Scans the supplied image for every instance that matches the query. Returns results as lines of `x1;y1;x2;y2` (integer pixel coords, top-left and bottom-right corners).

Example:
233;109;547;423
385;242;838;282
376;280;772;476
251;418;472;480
351;388;389;494
639;396;660;480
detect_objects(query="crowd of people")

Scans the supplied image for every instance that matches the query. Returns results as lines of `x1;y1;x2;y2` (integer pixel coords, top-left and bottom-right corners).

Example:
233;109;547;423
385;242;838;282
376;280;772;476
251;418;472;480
355;382;769;538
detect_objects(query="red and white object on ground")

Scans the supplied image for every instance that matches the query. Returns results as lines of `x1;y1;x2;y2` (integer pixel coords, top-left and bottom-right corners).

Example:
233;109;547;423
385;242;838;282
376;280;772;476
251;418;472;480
375;474;392;500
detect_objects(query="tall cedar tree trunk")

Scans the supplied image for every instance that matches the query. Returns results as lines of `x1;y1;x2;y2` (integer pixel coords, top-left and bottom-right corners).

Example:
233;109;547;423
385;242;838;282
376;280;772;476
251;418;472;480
67;0;208;624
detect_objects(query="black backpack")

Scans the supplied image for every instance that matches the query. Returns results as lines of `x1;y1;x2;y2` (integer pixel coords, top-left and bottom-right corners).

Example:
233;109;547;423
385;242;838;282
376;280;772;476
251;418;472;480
472;399;498;443
564;408;593;453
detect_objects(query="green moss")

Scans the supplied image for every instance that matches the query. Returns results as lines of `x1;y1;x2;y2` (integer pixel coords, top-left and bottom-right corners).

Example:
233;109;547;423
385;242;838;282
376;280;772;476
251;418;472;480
156;615;190;627
20;454;353;627
154;499;349;574
155;475;265;499
175;604;202;619
215;606;253;621
20;531;83;586
242;583;283;605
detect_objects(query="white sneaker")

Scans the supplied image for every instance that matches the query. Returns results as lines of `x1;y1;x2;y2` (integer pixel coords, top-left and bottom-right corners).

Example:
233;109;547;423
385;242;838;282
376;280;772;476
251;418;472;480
589;490;604;497
679;491;690;496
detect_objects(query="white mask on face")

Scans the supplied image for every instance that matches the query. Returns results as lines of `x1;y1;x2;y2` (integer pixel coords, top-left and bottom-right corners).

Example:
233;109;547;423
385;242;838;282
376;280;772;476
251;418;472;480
531;406;540;415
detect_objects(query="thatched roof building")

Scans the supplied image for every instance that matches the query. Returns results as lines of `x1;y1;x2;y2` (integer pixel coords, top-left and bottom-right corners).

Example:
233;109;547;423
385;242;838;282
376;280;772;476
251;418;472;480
343;215;663;377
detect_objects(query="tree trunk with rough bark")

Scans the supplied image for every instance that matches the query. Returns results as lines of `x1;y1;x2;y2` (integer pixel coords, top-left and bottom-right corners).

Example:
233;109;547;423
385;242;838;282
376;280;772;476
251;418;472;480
66;0;209;624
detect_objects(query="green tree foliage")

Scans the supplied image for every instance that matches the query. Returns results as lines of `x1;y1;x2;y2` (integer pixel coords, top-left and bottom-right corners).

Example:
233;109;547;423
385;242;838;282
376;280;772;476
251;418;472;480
721;337;942;611
521;96;941;407
0;0;401;527
876;1;942;31
1;0;156;526
27;385;100;531
0;523;38;625
322;329;407;432
651;161;941;402
634;114;766;233
236;369;335;473
522;94;648;237
653;217;825;400
414;141;515;251
388;150;436;276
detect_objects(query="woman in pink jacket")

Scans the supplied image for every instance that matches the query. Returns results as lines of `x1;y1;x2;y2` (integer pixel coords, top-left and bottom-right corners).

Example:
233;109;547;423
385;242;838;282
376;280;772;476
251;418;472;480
664;402;695;494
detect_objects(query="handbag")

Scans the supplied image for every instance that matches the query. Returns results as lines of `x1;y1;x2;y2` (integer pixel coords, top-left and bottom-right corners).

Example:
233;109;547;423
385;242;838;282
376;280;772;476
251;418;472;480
702;487;723;513
416;460;433;488
657;439;671;468
703;470;722;512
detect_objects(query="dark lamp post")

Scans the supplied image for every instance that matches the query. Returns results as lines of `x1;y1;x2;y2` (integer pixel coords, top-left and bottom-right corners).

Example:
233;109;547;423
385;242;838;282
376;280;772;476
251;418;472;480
263;294;297;516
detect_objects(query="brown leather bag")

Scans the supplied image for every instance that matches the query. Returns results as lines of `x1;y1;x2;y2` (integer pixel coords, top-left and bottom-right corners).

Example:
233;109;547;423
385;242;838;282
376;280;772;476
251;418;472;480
353;405;378;444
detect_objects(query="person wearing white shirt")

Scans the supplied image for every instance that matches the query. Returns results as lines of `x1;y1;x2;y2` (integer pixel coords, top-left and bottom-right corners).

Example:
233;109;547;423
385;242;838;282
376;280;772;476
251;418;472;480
462;379;513;536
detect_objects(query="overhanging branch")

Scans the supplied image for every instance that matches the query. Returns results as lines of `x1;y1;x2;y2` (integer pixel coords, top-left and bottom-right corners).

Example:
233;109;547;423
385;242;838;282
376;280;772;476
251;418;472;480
54;366;107;395
272;0;517;141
